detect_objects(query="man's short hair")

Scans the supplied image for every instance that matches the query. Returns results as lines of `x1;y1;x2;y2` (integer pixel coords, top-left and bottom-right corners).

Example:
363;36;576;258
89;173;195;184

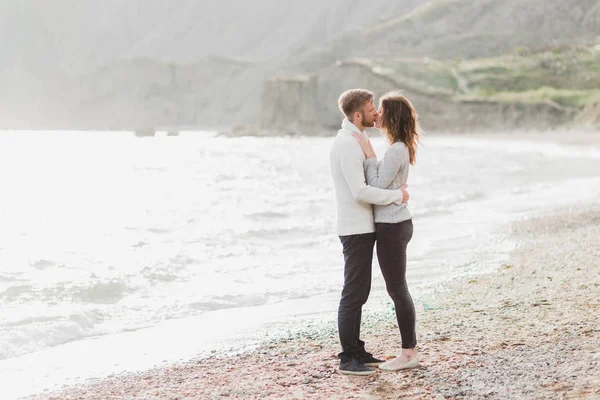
338;89;374;120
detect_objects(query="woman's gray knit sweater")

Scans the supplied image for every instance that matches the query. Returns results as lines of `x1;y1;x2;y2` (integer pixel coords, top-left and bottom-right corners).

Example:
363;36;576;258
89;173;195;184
363;141;411;224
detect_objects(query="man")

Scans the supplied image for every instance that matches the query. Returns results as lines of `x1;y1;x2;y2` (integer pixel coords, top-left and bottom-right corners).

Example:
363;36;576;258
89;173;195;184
329;89;409;375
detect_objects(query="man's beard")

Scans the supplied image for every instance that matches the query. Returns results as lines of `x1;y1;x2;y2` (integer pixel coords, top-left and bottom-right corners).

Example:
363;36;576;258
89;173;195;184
361;112;375;128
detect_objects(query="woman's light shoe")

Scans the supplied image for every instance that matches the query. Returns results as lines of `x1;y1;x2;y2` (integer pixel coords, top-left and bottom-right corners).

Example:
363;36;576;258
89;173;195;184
378;353;420;371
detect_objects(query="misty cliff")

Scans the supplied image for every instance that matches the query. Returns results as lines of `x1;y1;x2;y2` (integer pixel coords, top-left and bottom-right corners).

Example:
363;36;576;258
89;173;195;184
3;0;600;132
260;59;574;134
259;0;600;134
0;0;427;129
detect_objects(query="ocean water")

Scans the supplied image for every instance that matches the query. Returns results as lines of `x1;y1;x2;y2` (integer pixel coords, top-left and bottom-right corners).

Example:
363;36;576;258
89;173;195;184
1;130;599;398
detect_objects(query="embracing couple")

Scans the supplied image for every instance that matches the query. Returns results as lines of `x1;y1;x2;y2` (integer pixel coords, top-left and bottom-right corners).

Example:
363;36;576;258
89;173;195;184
329;89;421;375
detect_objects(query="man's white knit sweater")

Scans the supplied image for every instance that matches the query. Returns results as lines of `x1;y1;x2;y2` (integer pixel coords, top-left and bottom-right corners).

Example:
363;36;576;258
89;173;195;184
329;119;403;236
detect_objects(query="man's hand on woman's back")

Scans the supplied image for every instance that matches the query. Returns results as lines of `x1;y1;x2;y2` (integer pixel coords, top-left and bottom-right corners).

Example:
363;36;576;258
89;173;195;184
400;185;409;203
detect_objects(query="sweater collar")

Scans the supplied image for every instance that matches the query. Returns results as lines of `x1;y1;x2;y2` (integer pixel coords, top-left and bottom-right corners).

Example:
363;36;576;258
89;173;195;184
341;118;367;137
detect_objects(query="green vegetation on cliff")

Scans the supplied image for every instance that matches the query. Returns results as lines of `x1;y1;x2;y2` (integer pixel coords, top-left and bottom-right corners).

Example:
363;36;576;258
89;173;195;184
366;44;600;112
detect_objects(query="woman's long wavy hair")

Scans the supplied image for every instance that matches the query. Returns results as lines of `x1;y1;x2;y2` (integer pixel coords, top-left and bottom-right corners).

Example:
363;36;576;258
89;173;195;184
379;91;421;165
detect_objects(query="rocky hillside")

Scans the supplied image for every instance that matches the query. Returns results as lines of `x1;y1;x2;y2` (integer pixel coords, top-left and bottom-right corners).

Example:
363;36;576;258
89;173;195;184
0;0;428;129
3;0;600;132
259;0;600;133
260;44;600;133
284;0;600;72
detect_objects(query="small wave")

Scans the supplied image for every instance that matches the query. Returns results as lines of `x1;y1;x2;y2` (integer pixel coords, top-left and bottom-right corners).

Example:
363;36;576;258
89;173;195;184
187;301;237;312
433;190;485;204
29;259;56;269
0;274;17;283
214;293;270;308
414;191;487;218
0;284;34;301
186;289;330;314
141;266;184;284
240;225;318;240
132;166;167;172
70;281;131;304
411;208;453;219
214;173;237;182
246;211;290;220
0;309;105;361
147;228;170;234
185;293;273;313
2;315;62;328
2;280;133;305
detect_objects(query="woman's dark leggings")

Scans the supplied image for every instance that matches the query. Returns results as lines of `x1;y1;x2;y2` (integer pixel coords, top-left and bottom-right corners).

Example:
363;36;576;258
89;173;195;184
376;219;417;349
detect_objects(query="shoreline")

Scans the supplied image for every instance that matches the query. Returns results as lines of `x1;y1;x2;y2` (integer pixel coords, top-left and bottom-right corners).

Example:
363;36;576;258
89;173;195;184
13;129;598;400
216;125;600;140
31;201;600;400
3;125;599;148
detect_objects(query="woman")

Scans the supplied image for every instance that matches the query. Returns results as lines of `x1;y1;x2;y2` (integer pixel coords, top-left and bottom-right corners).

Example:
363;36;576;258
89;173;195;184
352;91;421;371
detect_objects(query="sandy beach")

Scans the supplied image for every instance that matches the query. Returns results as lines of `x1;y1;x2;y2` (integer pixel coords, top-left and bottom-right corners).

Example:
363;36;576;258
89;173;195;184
30;205;600;399
23;130;599;400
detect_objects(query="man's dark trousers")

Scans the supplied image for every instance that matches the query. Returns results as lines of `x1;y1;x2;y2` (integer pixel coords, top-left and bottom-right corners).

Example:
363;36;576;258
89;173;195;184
337;232;376;359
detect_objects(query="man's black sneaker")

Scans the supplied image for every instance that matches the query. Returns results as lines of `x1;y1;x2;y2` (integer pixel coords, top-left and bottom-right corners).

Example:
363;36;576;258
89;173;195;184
339;358;376;376
358;349;385;367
